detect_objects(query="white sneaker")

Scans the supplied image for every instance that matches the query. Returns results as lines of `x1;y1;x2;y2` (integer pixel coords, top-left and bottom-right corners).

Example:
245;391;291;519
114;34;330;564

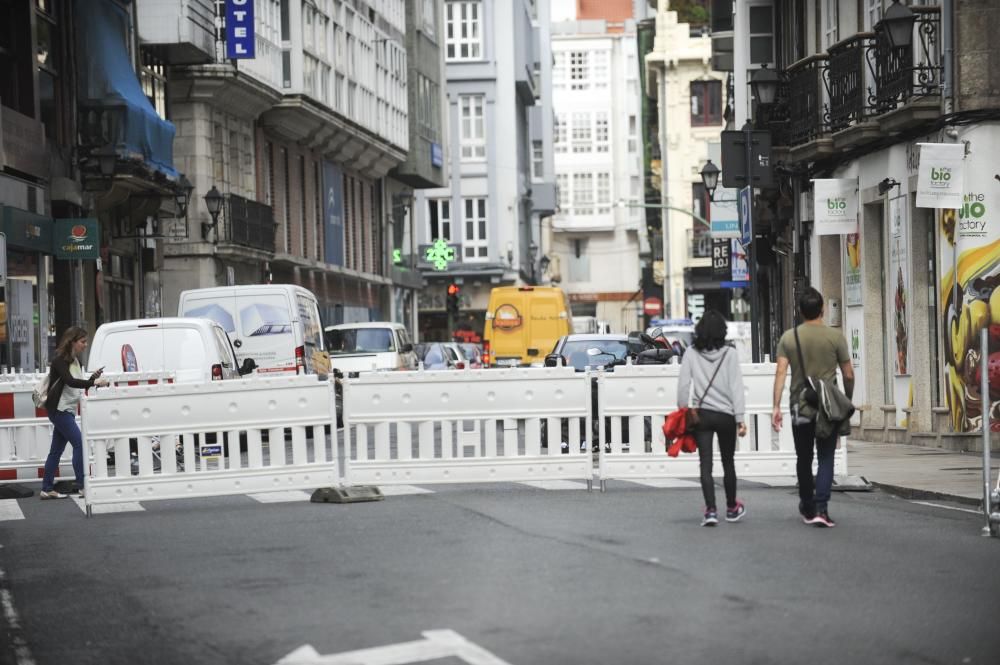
39;490;68;500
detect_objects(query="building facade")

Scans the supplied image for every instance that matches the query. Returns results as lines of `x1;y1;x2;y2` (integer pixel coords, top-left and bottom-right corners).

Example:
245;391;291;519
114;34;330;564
412;0;557;342
711;0;1000;448
550;15;646;332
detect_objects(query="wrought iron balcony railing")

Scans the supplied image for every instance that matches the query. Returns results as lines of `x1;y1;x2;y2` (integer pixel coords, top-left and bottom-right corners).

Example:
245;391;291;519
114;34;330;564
826;33;874;132
871;6;942;114
786;55;829;146
221;193;276;253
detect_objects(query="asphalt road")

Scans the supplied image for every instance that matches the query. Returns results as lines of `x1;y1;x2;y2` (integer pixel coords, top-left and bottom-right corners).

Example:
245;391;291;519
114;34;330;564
1;480;998;665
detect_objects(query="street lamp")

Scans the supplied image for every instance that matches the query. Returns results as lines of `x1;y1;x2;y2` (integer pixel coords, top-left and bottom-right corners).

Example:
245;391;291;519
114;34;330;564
700;160;720;201
94;143;118;178
750;64;780;106
877;0;916;49
174;175;194;218
201;185;224;240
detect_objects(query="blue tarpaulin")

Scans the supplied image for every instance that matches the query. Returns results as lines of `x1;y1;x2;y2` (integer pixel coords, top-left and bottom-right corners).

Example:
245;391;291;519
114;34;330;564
75;0;177;178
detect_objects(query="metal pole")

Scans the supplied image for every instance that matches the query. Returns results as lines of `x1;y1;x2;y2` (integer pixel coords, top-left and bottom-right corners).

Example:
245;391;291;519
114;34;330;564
982;327;992;536
744;122;761;363
659;66;671;317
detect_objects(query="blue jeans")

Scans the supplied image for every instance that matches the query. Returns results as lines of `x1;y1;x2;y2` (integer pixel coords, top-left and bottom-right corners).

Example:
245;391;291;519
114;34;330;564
42;410;84;491
792;420;838;514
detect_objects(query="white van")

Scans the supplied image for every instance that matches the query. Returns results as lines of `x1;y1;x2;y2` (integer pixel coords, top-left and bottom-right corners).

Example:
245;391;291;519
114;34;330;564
324;322;417;374
178;284;325;375
88;318;253;383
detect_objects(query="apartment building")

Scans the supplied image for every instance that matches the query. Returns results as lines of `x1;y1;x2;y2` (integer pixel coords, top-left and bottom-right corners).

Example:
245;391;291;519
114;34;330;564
711;0;1000;448
550;14;646;332
412;0;557;341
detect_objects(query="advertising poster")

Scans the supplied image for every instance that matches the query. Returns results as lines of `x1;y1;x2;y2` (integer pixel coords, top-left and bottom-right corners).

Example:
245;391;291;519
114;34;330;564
844;306;866;426
939;126;1000;433
730;240;749;282
711;239;731;279
888;195;911;377
916;142;965;209
844;226;862;306
322;161;345;266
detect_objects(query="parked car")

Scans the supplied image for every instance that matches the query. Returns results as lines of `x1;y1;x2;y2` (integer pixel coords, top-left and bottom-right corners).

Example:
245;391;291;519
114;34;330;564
441;342;469;369
483;286;572;367
458;343;484;368
88;317;254;383
178;284;325;375
417;343;456;370
544;334;631;371
324;322;418;374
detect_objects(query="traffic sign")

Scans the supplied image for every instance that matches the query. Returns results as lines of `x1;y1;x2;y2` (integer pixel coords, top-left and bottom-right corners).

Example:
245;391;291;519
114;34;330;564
739;187;753;246
643;297;663;316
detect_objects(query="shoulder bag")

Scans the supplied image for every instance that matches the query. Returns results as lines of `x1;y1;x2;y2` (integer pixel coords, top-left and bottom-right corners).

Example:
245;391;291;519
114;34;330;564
32;371;60;410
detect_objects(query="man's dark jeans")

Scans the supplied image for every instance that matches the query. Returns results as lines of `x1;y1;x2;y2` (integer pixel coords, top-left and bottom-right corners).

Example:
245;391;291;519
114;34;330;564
791;420;838;515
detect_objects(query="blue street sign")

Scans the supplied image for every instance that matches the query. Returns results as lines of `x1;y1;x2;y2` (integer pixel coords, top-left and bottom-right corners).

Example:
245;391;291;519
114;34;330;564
225;0;256;59
739;186;752;246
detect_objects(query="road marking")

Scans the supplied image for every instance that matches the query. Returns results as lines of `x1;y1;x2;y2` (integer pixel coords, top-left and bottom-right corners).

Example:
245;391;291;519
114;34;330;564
376;485;434;496
747;477;797;487
249;490;313;503
73;498;145;514
624;478;701;489
910;500;982;515
519;480;588;491
0;567;37;665
0;502;25;522
274;629;512;665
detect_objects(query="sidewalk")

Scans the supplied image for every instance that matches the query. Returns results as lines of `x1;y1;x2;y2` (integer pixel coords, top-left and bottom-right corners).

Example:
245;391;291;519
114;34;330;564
846;440;999;507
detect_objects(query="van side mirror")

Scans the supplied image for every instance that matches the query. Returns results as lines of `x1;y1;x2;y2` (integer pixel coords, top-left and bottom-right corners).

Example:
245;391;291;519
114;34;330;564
401;342;414;353
544;353;563;367
239;358;257;375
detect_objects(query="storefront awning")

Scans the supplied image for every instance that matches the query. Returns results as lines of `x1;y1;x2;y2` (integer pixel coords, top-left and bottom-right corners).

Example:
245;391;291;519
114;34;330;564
75;0;177;178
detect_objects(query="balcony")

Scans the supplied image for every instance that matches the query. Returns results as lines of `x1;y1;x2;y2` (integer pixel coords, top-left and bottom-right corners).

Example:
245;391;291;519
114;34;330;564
137;0;215;65
219;194;276;253
785;55;833;162
825;32;884;150
870;6;943;134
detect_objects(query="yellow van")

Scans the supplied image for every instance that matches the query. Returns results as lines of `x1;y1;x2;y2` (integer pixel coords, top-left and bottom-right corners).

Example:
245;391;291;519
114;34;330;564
483;286;572;367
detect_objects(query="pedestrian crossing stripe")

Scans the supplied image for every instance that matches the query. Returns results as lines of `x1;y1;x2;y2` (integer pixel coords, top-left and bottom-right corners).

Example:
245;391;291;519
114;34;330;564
376;485;435;496
519;480;589;490
0;502;24;521
248;490;312;503
73;497;144;514
625;478;701;489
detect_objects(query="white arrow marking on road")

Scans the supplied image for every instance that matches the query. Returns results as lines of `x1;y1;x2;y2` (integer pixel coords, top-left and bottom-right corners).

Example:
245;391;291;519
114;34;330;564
274;629;513;665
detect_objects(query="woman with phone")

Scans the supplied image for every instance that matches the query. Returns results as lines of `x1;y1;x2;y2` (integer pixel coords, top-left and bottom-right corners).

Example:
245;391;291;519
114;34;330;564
39;326;109;500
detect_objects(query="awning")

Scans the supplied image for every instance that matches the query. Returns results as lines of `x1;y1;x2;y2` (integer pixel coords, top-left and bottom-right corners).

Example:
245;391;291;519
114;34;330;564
75;0;177;178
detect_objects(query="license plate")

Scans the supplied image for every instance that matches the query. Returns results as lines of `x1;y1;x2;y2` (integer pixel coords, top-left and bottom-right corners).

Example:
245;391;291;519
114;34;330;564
495;357;520;367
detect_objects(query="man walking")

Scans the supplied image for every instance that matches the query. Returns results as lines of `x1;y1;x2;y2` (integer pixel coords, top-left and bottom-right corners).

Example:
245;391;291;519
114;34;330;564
771;287;854;527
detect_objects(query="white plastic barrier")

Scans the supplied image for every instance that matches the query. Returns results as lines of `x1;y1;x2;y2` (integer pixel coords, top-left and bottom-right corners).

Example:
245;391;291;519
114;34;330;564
82;375;337;515
342;367;594;488
597;362;847;489
0;372;71;482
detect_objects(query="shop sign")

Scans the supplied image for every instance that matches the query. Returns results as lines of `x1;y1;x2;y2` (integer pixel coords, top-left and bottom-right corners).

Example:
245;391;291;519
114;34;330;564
1;205;52;252
431;143;443;167
711;239;731;279
53;218;100;260
812;178;858;235
917;143;965;209
225;0;256;59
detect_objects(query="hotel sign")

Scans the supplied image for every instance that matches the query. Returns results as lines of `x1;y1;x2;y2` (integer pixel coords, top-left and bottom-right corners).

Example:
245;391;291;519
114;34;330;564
225;0;256;59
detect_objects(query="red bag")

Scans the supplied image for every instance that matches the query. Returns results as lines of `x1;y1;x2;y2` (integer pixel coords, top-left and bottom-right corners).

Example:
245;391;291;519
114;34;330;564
666;433;698;457
662;408;692;441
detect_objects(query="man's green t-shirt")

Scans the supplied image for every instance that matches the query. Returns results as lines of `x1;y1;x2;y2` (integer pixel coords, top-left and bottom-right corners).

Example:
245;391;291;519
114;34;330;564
776;323;850;412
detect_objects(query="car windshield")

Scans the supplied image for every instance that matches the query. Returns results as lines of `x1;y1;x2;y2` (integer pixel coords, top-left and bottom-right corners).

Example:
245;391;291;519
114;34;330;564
327;328;396;354
560;340;629;370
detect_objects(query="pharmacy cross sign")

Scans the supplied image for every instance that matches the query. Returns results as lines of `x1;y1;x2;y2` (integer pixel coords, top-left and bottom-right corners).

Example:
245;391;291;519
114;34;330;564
425;238;456;271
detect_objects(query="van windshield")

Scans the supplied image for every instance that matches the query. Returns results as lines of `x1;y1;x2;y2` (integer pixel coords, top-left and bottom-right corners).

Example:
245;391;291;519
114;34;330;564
327;328;396;355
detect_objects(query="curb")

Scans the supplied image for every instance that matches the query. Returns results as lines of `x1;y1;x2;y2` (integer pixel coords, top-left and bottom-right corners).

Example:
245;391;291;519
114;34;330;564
868;481;983;508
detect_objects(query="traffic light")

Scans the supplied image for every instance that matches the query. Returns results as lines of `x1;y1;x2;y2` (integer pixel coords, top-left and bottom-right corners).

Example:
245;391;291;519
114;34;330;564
446;283;460;316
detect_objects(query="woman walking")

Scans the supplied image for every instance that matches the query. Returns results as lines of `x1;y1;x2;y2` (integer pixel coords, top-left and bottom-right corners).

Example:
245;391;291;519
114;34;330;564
39;326;108;499
676;310;747;526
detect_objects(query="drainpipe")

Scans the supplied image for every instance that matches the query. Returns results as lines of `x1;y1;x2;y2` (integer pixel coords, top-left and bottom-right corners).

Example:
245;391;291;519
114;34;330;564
942;0;954;113
659;64;672;318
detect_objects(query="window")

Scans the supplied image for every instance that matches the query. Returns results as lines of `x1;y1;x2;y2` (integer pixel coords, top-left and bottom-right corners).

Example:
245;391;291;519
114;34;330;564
571;112;591;153
463;198;488;260
552;51;566;89
822;0;839;49
445;1;482;61
557;173;569;209
531;140;543;180
594;113;609;153
460;94;486;160
748;4;774;65
570;51;588;90
592;50;608;89
627;115;637;153
35;1;63;143
865;0;884;31
690;80;722;126
428;199;452;241
596;173;611;213
573;173;593;215
554;114;567;153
